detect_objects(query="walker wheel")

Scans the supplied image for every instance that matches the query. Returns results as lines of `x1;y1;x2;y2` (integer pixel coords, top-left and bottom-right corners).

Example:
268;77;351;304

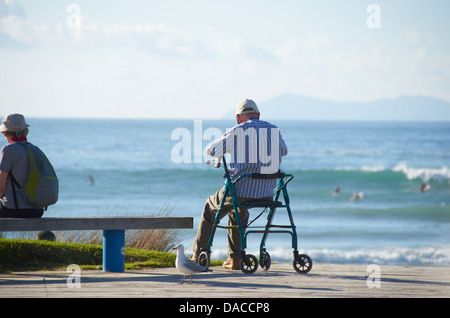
293;254;312;274
240;254;258;274
261;250;271;271
198;251;210;269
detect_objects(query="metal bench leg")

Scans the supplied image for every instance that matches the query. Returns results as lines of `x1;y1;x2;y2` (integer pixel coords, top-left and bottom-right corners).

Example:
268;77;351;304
103;229;125;272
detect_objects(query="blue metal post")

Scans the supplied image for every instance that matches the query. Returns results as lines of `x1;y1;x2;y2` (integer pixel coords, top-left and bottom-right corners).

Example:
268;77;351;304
103;229;125;272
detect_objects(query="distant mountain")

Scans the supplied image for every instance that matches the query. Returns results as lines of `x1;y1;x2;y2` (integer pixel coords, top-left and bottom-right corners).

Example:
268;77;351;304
222;93;450;121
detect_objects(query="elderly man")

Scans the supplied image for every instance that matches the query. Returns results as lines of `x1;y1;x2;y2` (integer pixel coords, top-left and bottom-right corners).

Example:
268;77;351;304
192;98;288;270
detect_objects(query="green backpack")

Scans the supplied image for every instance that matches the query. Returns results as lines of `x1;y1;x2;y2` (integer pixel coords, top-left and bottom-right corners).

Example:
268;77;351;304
9;142;59;209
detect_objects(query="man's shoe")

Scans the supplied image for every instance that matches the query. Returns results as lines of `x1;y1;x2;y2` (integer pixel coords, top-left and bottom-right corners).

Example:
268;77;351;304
222;258;240;270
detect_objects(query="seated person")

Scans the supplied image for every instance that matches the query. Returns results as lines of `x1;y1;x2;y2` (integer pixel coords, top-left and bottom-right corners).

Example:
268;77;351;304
191;99;288;270
0;114;44;218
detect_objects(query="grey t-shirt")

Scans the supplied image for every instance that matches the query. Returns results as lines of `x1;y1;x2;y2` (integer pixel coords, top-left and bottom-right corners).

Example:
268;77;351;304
0;143;34;209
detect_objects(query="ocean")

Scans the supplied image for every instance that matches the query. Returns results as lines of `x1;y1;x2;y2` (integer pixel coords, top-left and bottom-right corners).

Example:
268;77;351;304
2;118;449;267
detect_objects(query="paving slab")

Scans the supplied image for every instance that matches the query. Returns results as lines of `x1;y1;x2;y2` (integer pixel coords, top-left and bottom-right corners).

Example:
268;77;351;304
0;263;449;299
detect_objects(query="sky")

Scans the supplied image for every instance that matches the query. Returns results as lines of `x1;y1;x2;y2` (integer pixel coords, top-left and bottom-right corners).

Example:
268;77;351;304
0;0;449;119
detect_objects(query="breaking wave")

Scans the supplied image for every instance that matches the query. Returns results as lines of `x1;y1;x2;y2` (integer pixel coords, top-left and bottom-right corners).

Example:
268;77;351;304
392;164;450;182
208;245;450;267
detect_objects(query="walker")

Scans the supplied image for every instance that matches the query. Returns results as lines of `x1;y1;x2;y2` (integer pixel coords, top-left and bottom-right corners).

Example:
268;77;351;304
199;156;312;274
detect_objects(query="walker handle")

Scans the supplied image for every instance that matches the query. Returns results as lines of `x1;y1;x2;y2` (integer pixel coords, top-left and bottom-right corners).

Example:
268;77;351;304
206;158;221;168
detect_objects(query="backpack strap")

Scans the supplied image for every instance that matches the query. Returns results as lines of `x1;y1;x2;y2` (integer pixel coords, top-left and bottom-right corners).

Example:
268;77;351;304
8;172;20;210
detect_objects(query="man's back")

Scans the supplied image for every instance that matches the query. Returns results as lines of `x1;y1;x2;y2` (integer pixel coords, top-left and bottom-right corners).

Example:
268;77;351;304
208;118;287;198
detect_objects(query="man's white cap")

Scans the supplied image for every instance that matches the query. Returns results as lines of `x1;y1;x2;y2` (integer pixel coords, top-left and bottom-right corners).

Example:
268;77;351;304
0;113;30;132
235;98;260;115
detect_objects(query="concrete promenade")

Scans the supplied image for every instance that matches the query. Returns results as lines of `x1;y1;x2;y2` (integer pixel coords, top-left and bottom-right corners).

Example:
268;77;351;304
1;263;449;298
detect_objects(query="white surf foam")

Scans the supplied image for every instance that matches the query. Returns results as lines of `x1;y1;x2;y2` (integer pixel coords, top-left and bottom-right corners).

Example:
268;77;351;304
208;245;450;267
392;163;450;182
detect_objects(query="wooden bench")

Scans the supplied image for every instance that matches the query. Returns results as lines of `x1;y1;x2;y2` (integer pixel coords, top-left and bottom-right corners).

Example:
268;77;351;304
0;216;193;272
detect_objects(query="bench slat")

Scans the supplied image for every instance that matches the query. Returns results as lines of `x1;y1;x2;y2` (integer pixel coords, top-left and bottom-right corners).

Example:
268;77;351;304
0;217;193;232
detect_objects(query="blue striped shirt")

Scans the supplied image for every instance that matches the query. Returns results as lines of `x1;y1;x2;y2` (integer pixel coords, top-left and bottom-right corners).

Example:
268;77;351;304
208;119;287;198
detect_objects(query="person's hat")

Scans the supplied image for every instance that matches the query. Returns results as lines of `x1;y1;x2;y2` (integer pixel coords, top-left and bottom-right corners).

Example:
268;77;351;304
235;98;260;115
0;113;30;132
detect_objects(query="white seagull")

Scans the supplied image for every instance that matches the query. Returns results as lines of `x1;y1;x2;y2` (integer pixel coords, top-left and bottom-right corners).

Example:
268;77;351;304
172;244;210;284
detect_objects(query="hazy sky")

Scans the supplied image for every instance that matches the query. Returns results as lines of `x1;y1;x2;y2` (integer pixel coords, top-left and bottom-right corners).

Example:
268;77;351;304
1;0;449;119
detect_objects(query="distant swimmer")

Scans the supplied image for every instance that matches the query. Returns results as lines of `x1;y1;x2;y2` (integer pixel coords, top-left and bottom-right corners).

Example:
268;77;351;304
88;174;95;186
350;191;364;201
420;182;430;192
333;186;341;196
